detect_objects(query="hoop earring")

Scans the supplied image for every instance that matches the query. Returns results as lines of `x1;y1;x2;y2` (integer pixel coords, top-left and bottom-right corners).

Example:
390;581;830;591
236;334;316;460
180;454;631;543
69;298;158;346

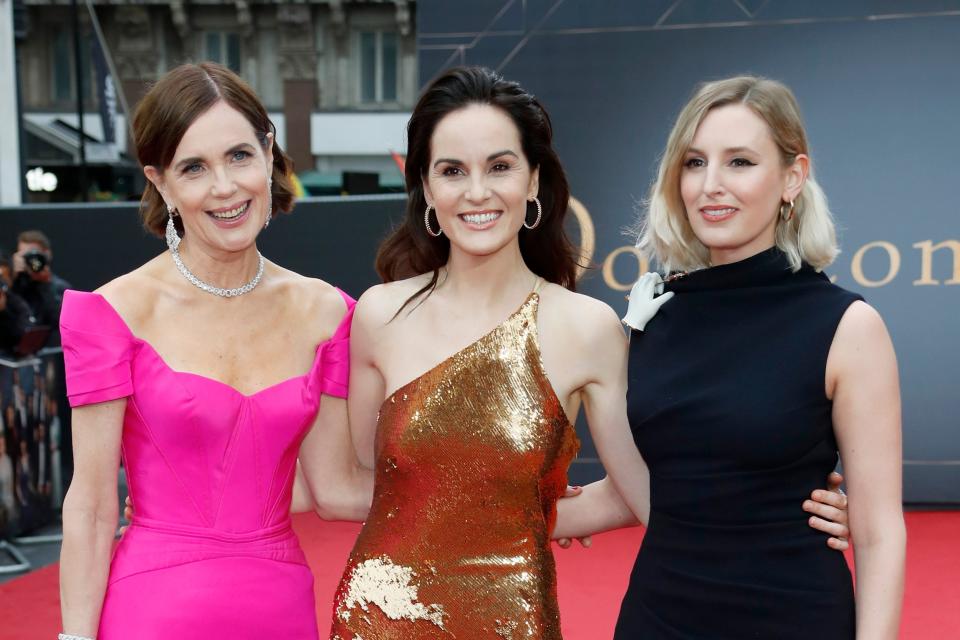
165;205;181;251
424;204;442;237
264;177;273;228
524;197;542;229
780;199;795;222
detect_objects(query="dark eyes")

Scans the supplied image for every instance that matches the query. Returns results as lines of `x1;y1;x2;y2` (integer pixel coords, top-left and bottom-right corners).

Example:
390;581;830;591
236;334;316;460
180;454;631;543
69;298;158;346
440;162;511;176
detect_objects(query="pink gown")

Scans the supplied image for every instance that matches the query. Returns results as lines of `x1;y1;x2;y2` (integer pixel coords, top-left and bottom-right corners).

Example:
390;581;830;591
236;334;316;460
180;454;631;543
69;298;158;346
60;289;355;639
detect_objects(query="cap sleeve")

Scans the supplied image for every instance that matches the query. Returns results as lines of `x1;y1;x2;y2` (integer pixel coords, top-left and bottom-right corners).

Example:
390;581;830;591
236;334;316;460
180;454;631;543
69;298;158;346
60;291;137;407
313;289;356;399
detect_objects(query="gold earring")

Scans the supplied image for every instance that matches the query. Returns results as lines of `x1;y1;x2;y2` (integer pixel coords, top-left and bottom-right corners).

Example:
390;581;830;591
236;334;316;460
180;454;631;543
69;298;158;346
780;199;795;222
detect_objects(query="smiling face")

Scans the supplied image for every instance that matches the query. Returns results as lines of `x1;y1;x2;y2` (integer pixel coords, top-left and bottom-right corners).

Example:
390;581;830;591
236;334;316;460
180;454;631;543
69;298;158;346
423;104;539;259
145;100;273;255
680;103;806;266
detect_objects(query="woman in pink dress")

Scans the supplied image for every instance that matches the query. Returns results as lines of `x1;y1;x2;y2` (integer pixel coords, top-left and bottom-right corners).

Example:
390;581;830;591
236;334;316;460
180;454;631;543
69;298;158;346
57;63;371;640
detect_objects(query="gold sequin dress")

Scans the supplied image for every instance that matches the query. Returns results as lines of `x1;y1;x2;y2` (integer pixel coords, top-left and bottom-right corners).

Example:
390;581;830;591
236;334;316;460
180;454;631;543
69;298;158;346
331;290;580;639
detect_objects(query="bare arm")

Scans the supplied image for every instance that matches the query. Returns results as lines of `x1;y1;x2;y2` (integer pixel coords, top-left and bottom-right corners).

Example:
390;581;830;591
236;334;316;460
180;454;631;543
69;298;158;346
554;475;641;540
297;284;375;521
298;394;373;522
829;302;906;639
345;290;388;469
60;398;124;637
290;461;314;514
553;301;650;540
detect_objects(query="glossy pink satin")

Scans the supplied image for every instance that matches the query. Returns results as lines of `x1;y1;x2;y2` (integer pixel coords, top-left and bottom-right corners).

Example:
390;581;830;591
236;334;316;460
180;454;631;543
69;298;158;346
60;289;354;640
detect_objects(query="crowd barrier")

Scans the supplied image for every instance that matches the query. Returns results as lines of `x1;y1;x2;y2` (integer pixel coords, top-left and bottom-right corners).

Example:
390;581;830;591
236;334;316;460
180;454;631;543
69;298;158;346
0;347;68;574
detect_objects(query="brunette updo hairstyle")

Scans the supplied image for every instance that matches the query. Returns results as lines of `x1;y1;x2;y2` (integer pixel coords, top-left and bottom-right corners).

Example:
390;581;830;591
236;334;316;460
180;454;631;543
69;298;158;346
133;62;295;237
376;66;580;307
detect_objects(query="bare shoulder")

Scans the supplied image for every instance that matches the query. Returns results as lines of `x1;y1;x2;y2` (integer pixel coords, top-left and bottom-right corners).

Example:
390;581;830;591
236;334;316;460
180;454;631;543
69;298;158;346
355;273;435;328
538;283;626;349
834;300;891;348
268;264;348;331
95;254;171;324
828;300;896;383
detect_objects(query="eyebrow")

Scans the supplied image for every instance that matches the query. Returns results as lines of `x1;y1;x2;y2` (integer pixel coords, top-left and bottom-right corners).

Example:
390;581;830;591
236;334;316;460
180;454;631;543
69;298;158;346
686;146;757;156
173;143;257;171
433;149;519;168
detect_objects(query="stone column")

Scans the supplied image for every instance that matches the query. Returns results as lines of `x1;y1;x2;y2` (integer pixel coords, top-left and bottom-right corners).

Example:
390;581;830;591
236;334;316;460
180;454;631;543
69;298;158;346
277;4;317;172
0;0;21;204
112;6;158;131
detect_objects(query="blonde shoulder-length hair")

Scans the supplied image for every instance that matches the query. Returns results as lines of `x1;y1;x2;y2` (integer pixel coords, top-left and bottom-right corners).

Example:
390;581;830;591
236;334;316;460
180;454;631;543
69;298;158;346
637;76;839;273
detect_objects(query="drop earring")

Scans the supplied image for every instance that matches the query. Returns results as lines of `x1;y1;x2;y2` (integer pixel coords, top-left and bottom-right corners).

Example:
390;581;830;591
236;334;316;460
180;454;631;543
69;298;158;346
165;203;181;251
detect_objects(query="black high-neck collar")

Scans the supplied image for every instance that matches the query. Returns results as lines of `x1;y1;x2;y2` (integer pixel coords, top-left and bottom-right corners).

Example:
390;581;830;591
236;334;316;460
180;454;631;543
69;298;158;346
664;247;816;293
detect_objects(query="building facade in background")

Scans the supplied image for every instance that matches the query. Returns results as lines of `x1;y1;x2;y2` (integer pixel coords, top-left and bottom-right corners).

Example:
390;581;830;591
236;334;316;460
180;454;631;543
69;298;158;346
17;0;416;202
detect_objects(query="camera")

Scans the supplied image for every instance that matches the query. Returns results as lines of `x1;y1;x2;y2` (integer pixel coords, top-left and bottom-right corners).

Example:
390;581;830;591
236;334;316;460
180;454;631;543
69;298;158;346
22;249;48;273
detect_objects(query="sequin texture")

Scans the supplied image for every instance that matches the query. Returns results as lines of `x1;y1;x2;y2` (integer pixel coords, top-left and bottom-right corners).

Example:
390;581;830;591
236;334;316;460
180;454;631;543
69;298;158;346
331;293;579;639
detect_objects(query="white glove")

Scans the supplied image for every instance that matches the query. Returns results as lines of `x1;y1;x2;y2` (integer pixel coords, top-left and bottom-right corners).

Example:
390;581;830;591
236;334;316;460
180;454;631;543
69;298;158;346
622;272;675;331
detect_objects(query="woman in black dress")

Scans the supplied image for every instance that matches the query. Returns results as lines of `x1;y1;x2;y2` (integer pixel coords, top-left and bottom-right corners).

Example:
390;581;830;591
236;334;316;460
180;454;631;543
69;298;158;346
609;76;905;638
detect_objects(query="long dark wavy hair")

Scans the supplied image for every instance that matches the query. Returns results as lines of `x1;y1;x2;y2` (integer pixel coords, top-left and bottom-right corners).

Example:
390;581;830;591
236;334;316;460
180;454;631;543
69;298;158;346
375;66;581;313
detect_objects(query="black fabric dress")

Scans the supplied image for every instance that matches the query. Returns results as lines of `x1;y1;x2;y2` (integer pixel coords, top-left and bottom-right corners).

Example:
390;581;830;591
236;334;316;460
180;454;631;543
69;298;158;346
615;247;860;639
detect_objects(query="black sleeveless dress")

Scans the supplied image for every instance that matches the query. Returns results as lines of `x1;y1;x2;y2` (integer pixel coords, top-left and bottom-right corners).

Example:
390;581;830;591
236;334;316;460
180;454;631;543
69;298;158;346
615;248;859;639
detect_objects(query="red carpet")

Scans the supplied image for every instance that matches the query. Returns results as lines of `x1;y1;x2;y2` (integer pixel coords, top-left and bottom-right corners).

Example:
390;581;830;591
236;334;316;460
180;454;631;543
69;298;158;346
1;511;957;639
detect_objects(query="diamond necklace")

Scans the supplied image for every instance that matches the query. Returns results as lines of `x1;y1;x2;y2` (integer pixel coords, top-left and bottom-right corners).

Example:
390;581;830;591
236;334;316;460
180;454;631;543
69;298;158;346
170;246;264;298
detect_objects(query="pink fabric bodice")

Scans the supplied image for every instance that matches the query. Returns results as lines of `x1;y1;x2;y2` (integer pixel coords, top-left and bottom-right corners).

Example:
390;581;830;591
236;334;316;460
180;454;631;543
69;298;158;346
60;288;354;587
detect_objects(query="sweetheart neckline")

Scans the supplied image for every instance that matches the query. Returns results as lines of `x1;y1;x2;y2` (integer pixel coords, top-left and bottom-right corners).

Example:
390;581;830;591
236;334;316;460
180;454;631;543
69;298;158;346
74;290;335;399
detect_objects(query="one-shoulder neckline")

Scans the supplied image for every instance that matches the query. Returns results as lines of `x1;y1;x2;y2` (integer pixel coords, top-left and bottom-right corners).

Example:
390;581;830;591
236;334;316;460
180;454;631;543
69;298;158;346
382;291;536;403
380;290;575;428
65;289;347;399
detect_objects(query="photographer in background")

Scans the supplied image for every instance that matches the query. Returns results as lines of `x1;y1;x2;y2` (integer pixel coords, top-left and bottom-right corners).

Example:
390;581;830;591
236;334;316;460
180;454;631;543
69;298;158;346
0;250;33;354
11;230;71;347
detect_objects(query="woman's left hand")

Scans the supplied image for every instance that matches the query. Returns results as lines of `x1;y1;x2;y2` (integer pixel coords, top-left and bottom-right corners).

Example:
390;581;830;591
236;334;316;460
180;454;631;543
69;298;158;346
803;471;850;550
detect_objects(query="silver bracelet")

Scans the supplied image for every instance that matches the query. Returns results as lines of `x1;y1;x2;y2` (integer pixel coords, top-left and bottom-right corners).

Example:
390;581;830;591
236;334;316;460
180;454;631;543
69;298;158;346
59;634;95;640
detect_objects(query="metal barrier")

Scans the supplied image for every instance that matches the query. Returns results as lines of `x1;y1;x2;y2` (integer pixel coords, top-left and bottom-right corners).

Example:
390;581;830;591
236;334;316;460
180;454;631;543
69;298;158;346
0;346;67;574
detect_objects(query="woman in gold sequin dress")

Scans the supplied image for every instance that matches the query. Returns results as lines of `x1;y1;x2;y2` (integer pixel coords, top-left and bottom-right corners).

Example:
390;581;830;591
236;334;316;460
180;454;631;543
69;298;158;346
326;67;849;640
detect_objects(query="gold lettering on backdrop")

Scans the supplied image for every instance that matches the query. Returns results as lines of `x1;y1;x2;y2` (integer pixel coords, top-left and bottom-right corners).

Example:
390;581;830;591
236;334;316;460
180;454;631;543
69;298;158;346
603;246;650;291
569;197;596;280
571;196;955;290
913;240;960;285
851;241;901;287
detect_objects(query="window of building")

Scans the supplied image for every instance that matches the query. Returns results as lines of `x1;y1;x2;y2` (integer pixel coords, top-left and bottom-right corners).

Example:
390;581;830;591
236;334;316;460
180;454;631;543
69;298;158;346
359;31;399;104
52;27;94;106
205;32;242;73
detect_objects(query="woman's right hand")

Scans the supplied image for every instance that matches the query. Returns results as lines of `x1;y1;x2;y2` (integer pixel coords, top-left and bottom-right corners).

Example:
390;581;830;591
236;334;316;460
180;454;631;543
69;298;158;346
555;486;592;549
622;272;675;331
119;496;134;536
